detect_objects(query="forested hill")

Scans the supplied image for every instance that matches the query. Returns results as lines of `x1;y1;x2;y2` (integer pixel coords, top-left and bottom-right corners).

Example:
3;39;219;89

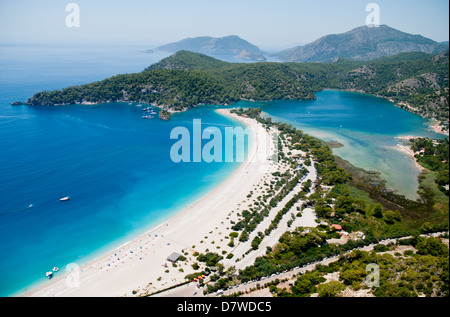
25;51;332;111
335;50;450;127
25;50;449;128
144;50;230;71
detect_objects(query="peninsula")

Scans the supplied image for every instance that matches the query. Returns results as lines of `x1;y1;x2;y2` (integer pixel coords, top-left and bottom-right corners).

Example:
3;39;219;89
24;48;449;133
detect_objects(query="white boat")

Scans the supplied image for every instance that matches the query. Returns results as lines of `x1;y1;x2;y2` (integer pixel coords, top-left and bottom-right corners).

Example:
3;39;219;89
53;267;59;272
46;272;53;279
60;196;70;202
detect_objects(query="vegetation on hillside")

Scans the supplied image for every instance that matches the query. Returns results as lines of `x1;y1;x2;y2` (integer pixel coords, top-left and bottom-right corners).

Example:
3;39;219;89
26;50;449;129
280;236;449;297
409;138;449;195
336;51;450;129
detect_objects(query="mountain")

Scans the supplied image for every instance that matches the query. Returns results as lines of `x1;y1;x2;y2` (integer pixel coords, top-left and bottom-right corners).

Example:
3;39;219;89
156;35;267;62
334;50;449;125
277;25;449;63
25;50;449;130
144;50;230;71
24;51;321;112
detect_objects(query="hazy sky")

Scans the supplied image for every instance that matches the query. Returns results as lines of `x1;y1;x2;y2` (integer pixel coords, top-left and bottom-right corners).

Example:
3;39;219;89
0;0;448;50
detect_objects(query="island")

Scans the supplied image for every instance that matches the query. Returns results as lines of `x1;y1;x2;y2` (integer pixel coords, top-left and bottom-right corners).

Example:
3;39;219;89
156;35;267;62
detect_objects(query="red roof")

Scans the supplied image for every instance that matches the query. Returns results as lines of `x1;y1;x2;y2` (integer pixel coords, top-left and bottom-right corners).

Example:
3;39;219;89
331;224;342;230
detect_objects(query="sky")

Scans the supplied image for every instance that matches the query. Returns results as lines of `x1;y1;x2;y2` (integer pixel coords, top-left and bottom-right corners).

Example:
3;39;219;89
0;0;448;50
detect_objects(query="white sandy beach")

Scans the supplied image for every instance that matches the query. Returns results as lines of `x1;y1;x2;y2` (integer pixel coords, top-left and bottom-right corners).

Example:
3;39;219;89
23;108;275;297
394;138;425;172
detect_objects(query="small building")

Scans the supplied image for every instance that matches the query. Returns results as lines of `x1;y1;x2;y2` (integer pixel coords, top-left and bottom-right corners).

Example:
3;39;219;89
355;232;366;240
167;252;182;263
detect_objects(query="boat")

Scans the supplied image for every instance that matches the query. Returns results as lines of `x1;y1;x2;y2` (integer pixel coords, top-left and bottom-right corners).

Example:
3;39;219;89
53;267;59;272
60;196;70;202
46;272;53;279
142;115;154;120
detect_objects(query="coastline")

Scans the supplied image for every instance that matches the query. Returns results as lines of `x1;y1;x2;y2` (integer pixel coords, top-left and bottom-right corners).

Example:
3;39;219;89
336;88;449;137
430;120;450;136
394;136;425;173
22;108;273;297
395;143;425;172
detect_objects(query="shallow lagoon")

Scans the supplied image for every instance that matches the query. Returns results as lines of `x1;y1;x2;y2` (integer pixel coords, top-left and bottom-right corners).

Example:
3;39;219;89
239;90;444;200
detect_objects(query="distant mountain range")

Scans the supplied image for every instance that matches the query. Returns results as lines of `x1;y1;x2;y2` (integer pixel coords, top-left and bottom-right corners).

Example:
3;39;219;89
154;25;448;64
277;25;449;63
156;35;267;62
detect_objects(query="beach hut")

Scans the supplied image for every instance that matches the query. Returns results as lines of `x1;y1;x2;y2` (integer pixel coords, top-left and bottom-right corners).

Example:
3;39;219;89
167;252;181;263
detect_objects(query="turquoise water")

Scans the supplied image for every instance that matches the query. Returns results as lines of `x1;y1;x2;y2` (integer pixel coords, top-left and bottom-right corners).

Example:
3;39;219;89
0;103;244;297
0;45;243;296
242;90;445;200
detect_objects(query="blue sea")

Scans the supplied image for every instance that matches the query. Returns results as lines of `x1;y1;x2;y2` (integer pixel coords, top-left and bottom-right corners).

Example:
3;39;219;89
0;45;445;297
0;44;244;296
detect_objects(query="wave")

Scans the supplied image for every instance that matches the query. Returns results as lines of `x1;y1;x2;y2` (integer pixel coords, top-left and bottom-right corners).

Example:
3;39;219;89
0;203;35;218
